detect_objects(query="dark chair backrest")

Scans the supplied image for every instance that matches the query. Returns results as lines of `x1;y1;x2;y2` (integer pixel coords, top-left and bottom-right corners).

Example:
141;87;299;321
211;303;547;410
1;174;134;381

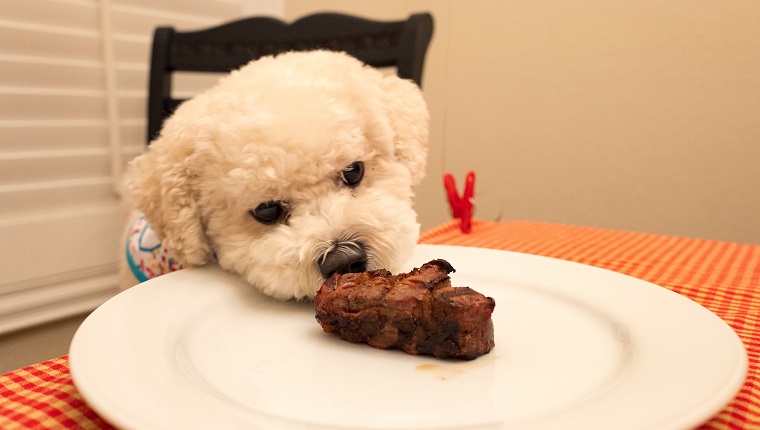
147;12;434;144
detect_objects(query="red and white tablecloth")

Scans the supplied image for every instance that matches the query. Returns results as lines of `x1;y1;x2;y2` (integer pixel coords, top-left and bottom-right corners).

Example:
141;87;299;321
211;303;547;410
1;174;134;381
2;220;758;429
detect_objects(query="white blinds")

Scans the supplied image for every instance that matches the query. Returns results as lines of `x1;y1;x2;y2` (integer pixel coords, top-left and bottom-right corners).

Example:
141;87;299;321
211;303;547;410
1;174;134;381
0;0;278;334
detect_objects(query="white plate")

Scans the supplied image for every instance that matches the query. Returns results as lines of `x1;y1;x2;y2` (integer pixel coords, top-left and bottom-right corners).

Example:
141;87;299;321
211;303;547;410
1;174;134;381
70;245;747;430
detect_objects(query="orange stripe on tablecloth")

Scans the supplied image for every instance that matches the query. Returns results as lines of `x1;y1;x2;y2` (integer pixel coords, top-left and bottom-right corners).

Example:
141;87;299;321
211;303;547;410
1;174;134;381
686;241;734;302
1;369;61;429
630;234;698;284
0;357;114;430
417;219;462;243
728;245;760;306
711;243;747;290
577;227;665;276
666;245;723;308
647;236;703;282
703;399;760;430
523;224;613;263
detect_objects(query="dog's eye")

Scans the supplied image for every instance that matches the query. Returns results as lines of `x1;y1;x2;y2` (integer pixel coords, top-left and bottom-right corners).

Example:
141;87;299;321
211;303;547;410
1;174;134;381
250;201;285;225
340;161;364;187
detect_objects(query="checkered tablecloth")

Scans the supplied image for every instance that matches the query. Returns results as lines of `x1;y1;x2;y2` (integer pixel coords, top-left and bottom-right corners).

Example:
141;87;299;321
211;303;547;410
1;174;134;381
2;220;758;429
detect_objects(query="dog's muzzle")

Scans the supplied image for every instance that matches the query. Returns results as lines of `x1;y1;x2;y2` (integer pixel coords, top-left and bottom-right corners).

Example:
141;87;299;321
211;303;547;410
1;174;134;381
318;241;368;279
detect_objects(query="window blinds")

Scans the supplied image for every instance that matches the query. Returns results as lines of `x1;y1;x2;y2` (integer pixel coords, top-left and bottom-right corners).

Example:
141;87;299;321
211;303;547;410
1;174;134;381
0;0;274;334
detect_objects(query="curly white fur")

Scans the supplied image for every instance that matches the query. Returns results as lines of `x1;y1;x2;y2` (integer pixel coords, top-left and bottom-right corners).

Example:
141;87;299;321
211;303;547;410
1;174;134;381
124;50;429;300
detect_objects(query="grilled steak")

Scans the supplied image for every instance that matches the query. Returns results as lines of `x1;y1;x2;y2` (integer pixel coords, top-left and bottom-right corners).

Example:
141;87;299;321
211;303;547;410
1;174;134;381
314;259;495;360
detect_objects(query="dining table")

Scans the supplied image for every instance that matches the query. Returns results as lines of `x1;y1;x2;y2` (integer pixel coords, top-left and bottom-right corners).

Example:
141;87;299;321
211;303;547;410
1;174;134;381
0;219;757;429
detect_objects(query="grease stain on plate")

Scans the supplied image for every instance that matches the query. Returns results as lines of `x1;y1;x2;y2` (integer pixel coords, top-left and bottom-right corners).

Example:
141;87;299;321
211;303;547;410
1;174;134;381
415;363;465;380
415;354;498;381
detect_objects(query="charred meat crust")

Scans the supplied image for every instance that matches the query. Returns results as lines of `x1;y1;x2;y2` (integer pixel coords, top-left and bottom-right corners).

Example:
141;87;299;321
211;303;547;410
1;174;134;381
314;259;495;360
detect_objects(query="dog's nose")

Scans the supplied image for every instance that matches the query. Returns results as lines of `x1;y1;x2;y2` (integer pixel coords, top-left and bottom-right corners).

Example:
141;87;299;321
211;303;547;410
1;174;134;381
319;241;368;279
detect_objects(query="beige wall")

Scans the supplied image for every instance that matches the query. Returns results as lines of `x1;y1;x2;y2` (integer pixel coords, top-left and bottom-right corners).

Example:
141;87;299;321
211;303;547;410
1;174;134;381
286;1;760;244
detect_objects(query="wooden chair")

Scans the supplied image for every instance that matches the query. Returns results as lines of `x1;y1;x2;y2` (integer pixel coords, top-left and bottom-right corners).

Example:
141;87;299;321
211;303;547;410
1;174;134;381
146;12;434;144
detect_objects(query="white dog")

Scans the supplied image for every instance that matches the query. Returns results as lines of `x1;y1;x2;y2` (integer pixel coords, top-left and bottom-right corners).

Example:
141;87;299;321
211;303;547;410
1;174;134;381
122;50;429;300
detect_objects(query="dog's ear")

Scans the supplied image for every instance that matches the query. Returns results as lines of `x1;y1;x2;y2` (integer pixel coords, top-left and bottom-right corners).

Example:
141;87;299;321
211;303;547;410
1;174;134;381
378;76;430;186
125;134;212;266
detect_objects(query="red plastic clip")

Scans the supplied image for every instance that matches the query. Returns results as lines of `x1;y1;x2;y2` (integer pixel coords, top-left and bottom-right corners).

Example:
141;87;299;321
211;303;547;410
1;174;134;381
443;171;475;233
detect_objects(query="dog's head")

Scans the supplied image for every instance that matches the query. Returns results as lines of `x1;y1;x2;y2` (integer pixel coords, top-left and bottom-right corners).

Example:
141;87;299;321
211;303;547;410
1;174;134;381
125;50;429;299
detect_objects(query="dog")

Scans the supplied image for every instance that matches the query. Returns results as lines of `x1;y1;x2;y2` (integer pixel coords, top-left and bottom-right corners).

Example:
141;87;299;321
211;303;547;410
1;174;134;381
121;50;429;300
